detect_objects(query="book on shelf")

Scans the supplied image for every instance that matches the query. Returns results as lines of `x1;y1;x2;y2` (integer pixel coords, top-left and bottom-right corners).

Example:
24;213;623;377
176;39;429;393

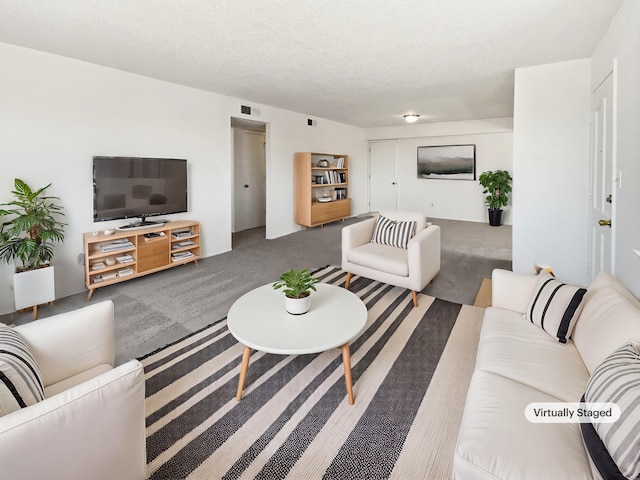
336;157;345;168
116;253;135;264
172;230;194;239
171;251;194;262
94;272;117;283
172;240;195;249
101;241;134;252
117;267;134;277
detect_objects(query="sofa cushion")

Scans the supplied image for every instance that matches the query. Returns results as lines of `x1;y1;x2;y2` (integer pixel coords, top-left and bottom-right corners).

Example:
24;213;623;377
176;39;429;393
454;370;594;480
346;242;409;277
573;285;640;374
524;270;586;344
0;325;45;416
583;343;640;479
44;364;113;398
378;210;427;234
371;214;416;249
477;307;590;403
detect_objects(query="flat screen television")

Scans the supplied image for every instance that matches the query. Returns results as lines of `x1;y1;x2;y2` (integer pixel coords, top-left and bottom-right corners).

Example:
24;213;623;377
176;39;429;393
93;156;187;225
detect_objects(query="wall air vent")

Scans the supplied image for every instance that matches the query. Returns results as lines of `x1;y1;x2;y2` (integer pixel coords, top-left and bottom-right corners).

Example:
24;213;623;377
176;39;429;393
241;105;251;115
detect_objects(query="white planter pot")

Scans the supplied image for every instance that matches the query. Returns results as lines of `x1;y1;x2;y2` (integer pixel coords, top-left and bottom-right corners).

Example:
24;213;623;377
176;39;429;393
284;295;311;315
14;265;55;311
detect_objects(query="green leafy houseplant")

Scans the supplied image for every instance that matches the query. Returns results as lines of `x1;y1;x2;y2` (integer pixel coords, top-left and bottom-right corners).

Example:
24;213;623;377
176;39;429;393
478;170;512;210
0;178;66;271
272;268;319;299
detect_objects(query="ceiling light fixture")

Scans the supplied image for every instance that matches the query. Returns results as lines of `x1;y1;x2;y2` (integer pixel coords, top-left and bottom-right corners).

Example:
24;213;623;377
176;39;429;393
404;114;420;123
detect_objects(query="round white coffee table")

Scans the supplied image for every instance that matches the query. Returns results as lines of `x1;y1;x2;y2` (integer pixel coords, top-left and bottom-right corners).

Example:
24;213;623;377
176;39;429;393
227;282;367;405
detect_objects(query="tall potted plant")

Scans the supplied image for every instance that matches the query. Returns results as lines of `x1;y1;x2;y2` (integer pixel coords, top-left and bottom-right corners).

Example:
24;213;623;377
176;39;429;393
273;268;319;315
478;170;512;226
0;178;65;317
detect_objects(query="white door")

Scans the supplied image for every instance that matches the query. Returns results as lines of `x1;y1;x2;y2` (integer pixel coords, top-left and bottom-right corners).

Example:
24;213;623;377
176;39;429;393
589;72;615;278
234;130;266;232
369;140;397;212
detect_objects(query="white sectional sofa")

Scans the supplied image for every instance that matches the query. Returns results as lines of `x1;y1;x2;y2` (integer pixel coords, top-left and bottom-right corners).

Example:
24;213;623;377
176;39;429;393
454;269;640;480
0;301;146;480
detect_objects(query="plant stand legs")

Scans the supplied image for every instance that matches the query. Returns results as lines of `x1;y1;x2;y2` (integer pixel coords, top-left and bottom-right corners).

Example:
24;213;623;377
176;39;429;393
17;301;53;320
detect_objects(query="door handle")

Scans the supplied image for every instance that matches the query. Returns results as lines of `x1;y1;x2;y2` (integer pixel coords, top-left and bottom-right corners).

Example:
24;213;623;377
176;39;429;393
606;194;612;204
244;184;249;188
598;219;612;227
392;182;397;185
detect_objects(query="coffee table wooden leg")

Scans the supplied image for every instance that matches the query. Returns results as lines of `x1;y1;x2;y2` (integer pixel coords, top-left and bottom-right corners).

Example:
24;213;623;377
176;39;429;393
236;346;251;401
341;343;355;405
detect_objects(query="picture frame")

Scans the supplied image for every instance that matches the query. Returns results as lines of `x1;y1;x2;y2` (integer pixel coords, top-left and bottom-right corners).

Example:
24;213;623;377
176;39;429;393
417;144;476;180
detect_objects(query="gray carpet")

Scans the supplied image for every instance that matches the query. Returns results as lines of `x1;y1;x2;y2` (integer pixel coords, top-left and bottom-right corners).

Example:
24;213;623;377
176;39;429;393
1;216;511;365
142;266;465;479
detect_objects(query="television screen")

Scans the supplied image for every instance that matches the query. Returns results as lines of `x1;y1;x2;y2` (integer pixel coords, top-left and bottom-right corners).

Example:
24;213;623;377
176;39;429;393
93;156;187;223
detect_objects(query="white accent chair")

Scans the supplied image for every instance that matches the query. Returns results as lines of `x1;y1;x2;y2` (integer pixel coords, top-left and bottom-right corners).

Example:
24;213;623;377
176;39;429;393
0;301;147;480
342;211;441;307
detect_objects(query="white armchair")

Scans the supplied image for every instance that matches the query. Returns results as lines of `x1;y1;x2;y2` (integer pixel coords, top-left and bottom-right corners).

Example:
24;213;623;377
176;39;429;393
342;211;441;307
0;300;146;480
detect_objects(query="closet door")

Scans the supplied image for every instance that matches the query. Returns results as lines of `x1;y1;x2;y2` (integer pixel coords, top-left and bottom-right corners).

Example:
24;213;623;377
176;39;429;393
369;140;397;212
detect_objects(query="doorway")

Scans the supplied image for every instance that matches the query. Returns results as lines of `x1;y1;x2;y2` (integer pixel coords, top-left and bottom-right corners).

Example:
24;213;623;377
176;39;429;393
231;117;267;239
589;68;616;278
369;140;398;212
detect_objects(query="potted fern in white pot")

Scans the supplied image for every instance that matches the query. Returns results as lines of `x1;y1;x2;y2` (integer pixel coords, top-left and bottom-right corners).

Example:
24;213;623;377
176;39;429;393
0;178;65;318
272;268;319;315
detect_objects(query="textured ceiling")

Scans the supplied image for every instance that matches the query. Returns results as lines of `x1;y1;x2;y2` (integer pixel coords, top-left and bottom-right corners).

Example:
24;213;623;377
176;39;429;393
0;1;622;127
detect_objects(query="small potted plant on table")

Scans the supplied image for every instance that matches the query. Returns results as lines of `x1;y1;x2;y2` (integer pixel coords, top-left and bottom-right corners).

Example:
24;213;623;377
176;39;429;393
273;268;319;315
0;178;65;318
478;169;512;226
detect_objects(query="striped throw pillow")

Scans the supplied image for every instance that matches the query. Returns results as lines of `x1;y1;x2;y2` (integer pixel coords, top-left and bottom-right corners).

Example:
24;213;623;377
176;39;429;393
371;215;417;249
583;343;640;479
0;325;45;417
524;270;587;344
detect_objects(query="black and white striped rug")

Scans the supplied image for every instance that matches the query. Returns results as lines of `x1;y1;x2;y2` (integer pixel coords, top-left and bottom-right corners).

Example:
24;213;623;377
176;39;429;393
141;266;464;479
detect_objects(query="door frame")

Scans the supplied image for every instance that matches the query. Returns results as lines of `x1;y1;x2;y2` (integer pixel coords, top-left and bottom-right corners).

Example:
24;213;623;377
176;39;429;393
230;117;268;240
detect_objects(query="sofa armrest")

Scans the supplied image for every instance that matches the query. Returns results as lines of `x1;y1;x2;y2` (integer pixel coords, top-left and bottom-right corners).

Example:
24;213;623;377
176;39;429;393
15;300;115;387
342;217;377;265
491;269;539;314
407;224;441;290
0;360;146;480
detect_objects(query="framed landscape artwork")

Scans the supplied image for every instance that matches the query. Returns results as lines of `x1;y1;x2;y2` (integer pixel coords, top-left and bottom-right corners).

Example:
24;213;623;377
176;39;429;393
417;144;476;180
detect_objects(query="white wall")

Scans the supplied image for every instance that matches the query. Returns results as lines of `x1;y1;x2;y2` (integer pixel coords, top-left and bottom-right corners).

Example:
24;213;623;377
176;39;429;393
0;42;365;314
512;59;591;285
365;118;513;223
591;0;640;296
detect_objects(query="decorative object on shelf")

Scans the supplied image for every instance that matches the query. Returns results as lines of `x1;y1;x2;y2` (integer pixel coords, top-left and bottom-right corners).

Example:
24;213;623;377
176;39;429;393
317;159;330;168
478;169;513;226
272;268;319;315
0;178;65;318
318;189;332;202
417;144;476;180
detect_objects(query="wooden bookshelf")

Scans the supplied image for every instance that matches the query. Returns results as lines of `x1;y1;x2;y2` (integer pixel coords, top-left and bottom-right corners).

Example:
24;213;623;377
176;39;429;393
294;152;351;227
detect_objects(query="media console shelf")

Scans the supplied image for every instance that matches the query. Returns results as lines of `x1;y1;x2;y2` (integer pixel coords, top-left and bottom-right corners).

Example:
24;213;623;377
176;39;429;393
84;220;200;300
